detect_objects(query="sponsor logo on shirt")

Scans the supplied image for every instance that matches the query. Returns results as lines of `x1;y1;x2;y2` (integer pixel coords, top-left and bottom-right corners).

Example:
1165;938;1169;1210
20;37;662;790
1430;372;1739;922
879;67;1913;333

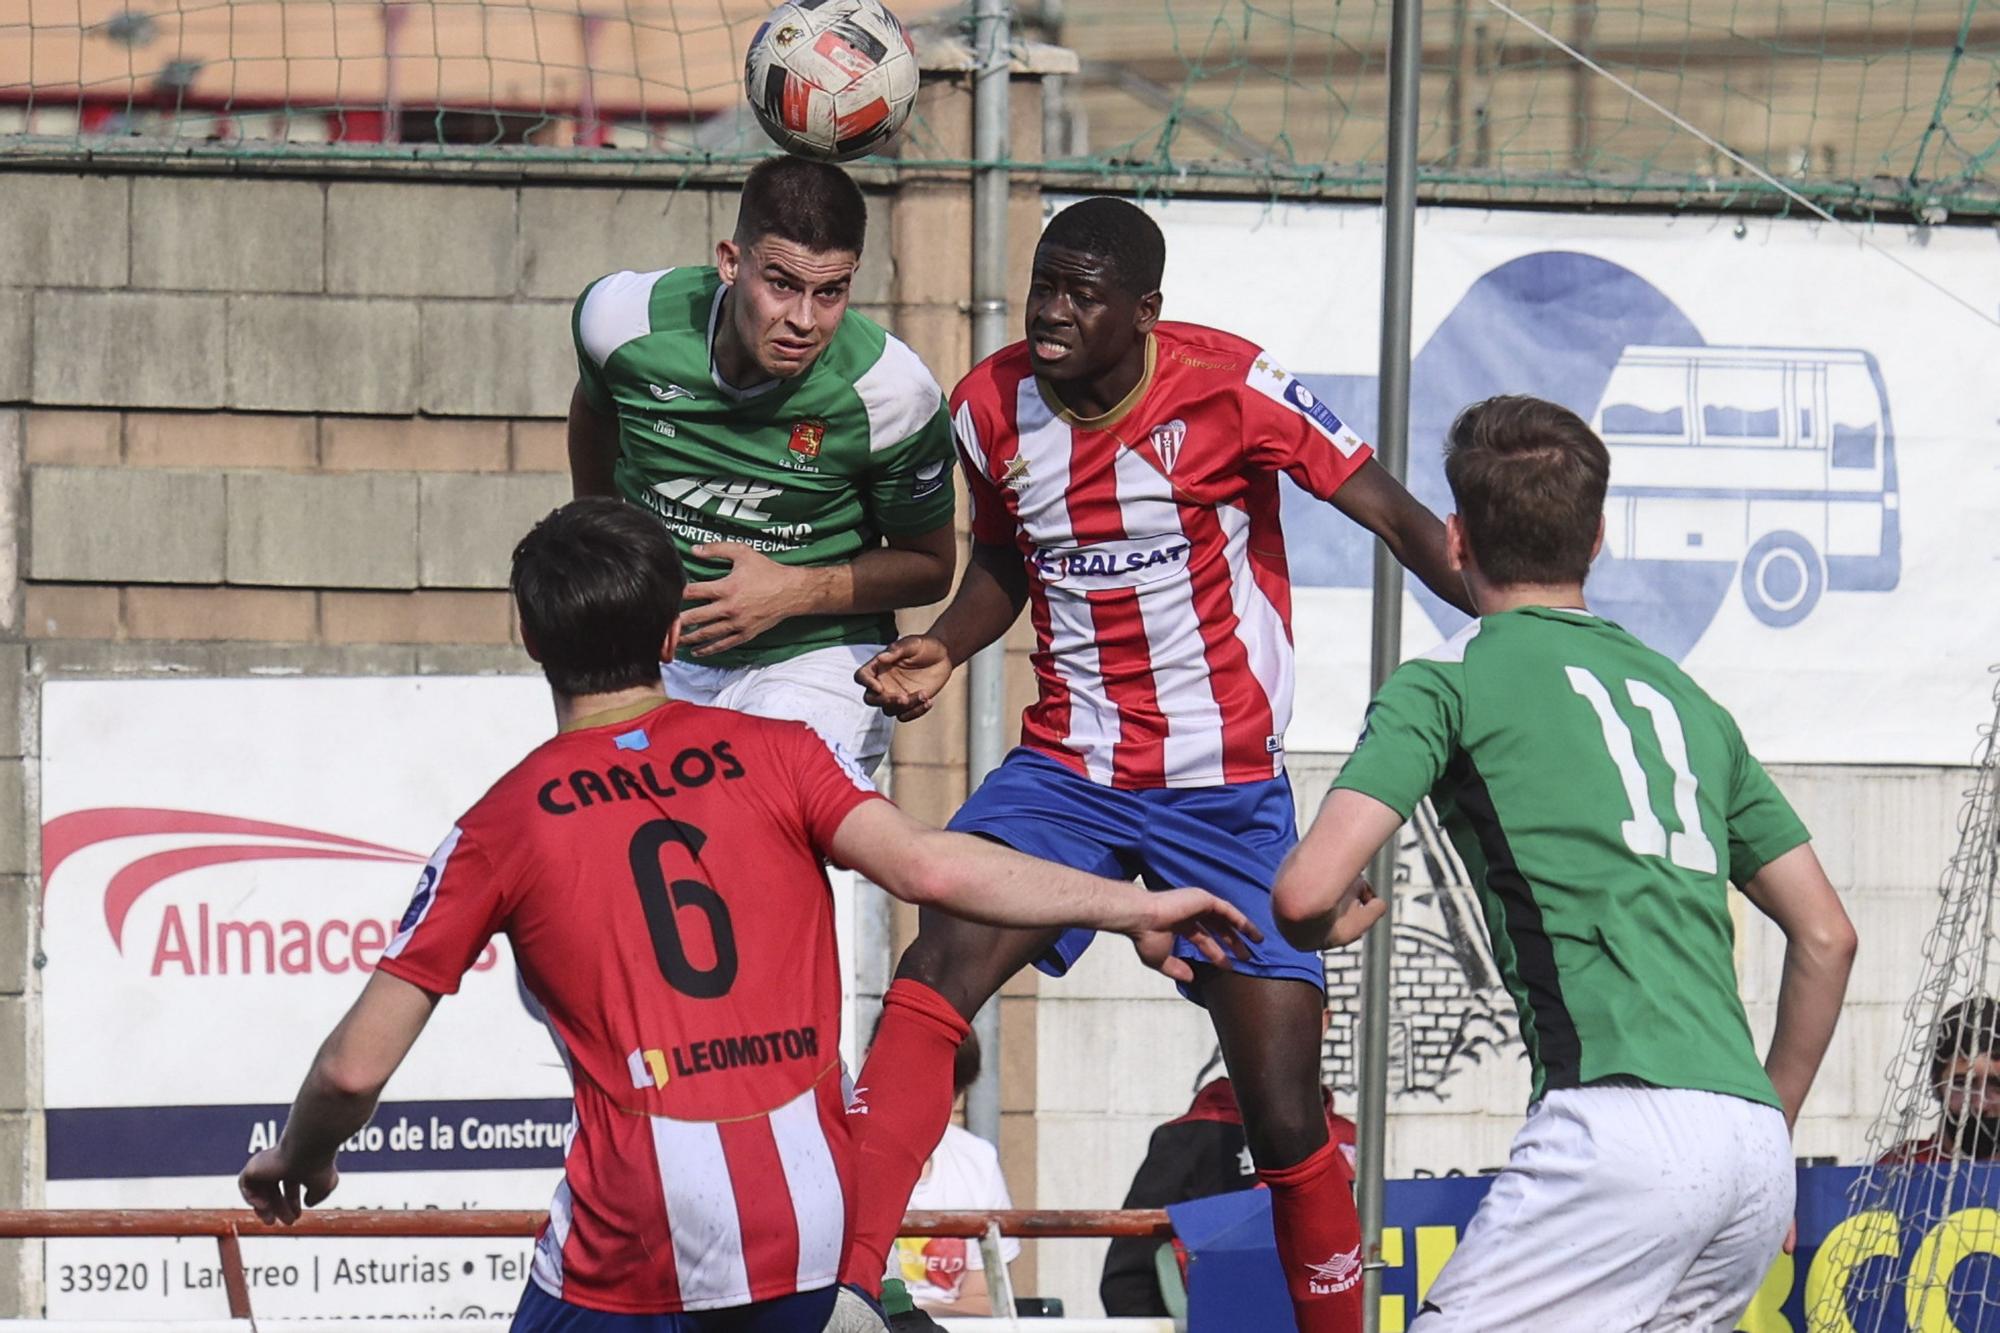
911;457;948;500
1283;378;1348;436
397;865;438;935
647;418;677;439
651;476;781;523
1149;419;1188;473
667;1025;823;1079
628;1046;673;1090
1031;538;1192;586
788;417;828;463
648;382;697;404
1306;1246;1363;1296
1002;455;1032;492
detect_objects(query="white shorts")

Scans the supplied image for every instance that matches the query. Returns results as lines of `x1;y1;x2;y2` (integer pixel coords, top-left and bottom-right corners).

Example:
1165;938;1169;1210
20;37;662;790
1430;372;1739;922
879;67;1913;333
665;643;893;776
1411;1083;1793;1333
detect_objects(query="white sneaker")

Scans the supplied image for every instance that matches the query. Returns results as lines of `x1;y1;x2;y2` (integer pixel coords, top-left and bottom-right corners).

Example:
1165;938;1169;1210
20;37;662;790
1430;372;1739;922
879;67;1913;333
824;1285;890;1333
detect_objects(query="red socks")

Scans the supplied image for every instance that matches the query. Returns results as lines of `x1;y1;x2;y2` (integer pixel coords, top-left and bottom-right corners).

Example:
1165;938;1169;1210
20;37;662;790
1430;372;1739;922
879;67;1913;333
1259;1139;1364;1333
838;979;972;1293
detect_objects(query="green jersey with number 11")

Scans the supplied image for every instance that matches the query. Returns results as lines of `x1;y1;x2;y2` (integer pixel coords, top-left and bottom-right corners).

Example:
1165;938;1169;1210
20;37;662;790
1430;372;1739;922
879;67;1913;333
573;266;957;669
1334;606;1809;1109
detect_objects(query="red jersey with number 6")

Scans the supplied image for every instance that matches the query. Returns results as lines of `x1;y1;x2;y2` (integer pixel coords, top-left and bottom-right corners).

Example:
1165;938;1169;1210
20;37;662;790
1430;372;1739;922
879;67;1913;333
375;702;881;1315
951;323;1374;791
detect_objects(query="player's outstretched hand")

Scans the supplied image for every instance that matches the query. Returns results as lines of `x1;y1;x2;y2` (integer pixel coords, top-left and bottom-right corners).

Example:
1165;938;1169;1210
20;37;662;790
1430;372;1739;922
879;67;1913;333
1129;888;1263;984
856;634;955;721
239;1146;339;1225
1324;875;1389;947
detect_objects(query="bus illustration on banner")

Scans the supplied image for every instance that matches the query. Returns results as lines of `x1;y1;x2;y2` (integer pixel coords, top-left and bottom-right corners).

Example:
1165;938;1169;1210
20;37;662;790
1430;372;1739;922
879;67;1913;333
1594;345;1901;627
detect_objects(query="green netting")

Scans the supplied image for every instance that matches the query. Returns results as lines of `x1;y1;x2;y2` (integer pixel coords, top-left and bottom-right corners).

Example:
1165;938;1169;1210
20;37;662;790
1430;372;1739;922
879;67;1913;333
2;0;1995;217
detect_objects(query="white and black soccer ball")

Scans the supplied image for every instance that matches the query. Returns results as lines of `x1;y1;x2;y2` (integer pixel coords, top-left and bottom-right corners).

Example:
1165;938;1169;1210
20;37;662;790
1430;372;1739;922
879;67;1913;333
744;0;920;162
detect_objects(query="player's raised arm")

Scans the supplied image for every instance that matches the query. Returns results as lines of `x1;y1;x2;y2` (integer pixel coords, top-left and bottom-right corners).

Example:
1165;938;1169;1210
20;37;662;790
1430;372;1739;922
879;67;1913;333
238;970;439;1224
857;538;1029;721
827;796;1259;983
1328;459;1475;616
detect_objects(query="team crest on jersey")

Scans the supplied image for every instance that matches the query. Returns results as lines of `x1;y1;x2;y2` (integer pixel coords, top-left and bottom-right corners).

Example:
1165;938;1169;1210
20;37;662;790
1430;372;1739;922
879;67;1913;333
1149;419;1188;473
788;417;828;463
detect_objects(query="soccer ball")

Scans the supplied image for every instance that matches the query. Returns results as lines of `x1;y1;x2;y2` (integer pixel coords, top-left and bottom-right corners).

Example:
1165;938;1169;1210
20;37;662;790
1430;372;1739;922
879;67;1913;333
744;0;920;162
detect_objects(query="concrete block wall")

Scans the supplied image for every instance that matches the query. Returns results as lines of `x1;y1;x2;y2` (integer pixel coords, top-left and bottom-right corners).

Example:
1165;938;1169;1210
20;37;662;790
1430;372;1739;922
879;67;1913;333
0;95;1055;1306
0;167;766;1315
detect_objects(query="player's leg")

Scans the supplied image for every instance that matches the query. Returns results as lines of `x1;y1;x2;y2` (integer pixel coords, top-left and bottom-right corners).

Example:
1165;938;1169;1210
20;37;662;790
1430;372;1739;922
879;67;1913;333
1138;774;1360;1333
1638;1093;1793;1331
1410;1084;1730;1332
840;750;1135;1294
1204;969;1361;1333
697;645;894;773
662;658;733;710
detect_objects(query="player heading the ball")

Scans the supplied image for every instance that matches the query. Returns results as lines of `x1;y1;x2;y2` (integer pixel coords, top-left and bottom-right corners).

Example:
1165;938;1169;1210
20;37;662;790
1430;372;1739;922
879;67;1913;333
568;156;956;774
1274;395;1858;1331
240;498;1260;1333
844;197;1476;1333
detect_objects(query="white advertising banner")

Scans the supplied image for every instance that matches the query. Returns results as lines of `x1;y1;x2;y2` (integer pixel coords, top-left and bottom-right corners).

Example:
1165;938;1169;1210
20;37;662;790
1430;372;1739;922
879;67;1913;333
37;677;860;1318
1109;199;2000;765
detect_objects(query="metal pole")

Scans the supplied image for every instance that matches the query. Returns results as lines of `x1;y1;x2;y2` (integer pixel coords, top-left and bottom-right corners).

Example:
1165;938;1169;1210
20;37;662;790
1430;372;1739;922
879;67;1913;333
964;0;1012;1149
1358;1;1423;1329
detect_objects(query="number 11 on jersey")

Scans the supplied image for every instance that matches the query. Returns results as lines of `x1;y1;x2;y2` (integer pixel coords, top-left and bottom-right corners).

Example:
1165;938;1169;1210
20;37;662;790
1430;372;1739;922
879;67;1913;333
1566;666;1720;874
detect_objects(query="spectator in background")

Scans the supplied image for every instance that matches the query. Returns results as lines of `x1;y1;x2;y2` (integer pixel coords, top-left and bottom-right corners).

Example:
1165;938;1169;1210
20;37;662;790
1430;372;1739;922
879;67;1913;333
1102;1008;1358;1318
1880;997;2000;1163
884;1029;1020;1317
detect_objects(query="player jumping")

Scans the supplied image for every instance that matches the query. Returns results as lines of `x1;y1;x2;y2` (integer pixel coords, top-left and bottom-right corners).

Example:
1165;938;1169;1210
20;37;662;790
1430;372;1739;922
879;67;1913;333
1273;396;1857;1330
239;498;1259;1333
846;197;1474;1333
568;156;955;772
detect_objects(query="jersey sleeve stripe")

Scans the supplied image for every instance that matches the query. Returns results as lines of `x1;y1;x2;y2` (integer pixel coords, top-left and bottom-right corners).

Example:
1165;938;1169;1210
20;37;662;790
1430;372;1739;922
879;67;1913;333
953;399;990;475
1245;352;1370;457
854;333;946;453
578;268;672;368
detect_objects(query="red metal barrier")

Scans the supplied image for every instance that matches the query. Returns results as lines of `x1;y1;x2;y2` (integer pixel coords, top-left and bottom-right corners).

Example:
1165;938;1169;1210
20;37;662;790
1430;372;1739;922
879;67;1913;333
0;1208;1174;1318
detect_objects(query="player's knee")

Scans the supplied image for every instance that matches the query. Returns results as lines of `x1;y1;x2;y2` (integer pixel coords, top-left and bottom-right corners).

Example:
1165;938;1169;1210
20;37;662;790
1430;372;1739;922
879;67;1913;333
891;934;990;1019
1245;1101;1331;1171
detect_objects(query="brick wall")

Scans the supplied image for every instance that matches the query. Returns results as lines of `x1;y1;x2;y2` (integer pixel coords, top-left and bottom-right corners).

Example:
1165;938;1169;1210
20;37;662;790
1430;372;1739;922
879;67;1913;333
0;60;1065;1311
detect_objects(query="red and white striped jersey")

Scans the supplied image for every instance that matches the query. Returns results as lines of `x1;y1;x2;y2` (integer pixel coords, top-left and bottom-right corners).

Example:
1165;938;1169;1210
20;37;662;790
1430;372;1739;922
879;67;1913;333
953;323;1373;789
376;702;881;1315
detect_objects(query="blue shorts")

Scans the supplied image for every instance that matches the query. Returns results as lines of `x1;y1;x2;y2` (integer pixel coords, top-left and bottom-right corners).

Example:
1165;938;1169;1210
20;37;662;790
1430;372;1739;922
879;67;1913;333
947;748;1325;997
511;1280;837;1333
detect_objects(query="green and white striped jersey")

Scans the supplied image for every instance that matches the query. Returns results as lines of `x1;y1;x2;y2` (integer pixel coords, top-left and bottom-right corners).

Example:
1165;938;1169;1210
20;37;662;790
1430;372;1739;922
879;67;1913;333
574;266;956;668
1334;606;1809;1109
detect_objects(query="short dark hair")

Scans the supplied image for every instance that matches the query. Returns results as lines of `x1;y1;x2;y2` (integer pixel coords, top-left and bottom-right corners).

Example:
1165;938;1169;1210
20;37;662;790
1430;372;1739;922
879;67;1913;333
511;498;686;697
1933;998;2000;1095
1442;395;1610;587
736;156;868;256
1037;196;1165;298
